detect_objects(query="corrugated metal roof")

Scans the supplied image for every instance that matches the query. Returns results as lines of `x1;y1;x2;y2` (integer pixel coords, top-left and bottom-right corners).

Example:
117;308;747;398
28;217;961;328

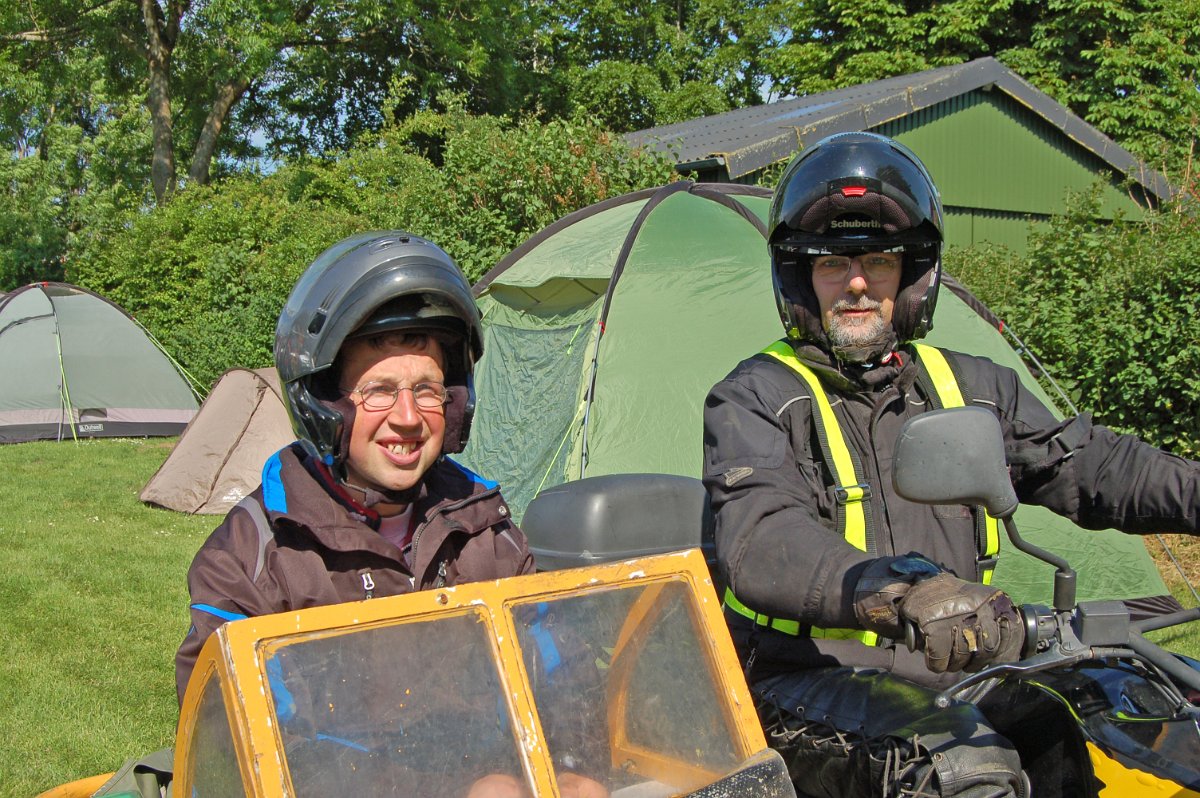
625;57;1171;201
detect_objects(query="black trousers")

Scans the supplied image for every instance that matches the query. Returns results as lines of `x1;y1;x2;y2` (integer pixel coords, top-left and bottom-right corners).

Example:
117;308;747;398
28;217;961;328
753;667;1024;798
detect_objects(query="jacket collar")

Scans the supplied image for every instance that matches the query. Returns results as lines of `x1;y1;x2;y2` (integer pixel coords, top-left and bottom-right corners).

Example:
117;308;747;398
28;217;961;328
787;340;919;394
260;443;499;559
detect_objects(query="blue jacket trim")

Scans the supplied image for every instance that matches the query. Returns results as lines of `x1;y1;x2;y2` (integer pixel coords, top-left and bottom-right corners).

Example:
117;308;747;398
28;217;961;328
530;602;562;677
445;456;498;491
262;450;288;513
267;656;298;723
315;733;372;752
192;603;249;623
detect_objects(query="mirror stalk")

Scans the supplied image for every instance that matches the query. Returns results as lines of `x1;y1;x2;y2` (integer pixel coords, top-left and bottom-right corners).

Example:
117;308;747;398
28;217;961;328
1000;516;1076;611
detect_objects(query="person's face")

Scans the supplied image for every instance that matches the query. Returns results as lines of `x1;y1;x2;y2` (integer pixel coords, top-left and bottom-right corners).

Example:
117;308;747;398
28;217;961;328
339;335;446;496
811;251;902;350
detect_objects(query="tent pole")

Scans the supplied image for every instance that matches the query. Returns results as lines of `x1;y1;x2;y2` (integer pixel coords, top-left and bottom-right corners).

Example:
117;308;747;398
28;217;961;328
578;321;604;479
50;291;79;443
1155;534;1200;605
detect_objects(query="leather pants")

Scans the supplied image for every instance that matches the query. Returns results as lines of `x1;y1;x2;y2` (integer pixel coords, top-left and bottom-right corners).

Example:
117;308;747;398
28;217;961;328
753;667;1025;798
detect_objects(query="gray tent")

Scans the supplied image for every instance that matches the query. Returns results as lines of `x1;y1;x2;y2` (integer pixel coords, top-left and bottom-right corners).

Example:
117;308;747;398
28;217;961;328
0;282;199;443
461;183;1167;606
140;367;295;514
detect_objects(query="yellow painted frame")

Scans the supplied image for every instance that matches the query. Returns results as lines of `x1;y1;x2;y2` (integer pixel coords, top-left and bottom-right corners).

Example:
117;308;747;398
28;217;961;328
174;548;766;798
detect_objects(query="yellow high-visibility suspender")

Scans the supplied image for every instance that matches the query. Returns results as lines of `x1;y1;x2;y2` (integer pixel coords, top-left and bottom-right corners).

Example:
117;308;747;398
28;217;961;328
763;341;870;551
723;342;1001;643
913;344;1001;584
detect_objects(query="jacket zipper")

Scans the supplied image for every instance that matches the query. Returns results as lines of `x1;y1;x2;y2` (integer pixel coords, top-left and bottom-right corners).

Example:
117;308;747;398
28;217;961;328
409;485;502;557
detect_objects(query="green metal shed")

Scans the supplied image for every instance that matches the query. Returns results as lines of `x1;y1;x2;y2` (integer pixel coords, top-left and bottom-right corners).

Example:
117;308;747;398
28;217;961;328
626;58;1170;254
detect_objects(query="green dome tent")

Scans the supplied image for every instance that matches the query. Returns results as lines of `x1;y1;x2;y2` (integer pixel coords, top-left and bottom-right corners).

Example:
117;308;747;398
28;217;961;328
461;182;1167;605
0;282;200;443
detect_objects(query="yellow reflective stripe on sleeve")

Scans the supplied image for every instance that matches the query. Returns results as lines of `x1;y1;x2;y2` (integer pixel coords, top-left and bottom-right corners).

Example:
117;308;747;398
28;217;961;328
811;626;879;645
723;587;801;636
762;341;868;552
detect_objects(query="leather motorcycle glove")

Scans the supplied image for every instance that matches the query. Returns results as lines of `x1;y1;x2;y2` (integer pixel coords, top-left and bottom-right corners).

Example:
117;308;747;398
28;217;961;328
852;554;945;639
898;574;1024;674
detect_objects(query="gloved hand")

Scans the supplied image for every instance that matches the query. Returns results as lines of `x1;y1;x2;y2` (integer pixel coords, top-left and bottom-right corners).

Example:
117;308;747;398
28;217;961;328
899;573;1024;673
853;554;944;638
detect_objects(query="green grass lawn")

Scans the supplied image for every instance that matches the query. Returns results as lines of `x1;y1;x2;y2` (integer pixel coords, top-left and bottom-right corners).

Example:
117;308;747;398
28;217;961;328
0;437;1197;798
0;438;213;798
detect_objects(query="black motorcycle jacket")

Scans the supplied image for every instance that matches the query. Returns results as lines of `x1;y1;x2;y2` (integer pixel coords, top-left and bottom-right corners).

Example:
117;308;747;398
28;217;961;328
703;340;1200;677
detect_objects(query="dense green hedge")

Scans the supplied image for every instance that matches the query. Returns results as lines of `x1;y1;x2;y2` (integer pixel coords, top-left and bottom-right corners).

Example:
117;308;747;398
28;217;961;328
948;184;1200;458
68;111;675;390
66;109;1200;460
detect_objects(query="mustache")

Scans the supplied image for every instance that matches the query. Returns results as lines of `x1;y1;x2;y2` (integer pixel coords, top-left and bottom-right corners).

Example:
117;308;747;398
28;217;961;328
832;298;883;313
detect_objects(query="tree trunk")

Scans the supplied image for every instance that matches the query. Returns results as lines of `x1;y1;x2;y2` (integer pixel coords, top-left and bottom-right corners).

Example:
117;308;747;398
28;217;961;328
141;0;179;204
188;76;251;186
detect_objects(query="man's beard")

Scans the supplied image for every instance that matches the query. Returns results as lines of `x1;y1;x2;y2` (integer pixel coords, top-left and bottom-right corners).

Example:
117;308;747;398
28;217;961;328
826;298;896;364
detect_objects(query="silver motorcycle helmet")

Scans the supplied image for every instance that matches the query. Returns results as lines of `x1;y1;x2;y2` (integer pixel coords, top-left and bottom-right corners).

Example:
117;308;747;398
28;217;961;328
768;132;945;351
275;231;483;479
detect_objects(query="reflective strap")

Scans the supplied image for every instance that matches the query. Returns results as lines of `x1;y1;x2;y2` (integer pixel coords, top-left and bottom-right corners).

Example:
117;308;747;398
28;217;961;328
724;587;801;636
724;588;880;645
913;344;1001;582
811;626;879;645
762;341;868;551
741;342;880;647
913;343;966;405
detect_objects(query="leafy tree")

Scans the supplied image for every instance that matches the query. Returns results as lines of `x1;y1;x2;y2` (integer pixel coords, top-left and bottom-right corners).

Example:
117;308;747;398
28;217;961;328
0;0;540;205
68;111;675;387
526;0;786;131
948;176;1200;457
769;0;1200;173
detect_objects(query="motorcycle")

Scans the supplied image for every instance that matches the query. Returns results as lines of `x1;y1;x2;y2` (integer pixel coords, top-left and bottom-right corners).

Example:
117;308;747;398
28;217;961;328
892;406;1200;797
521;407;1200;798
38;408;1198;798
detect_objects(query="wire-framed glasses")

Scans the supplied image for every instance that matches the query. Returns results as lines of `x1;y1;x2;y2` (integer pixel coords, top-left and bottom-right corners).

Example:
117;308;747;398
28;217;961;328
344;381;448;411
809;249;903;283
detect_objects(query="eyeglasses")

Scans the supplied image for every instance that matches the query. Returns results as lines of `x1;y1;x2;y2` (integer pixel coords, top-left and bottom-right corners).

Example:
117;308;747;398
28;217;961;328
810;251;903;282
344;381;448;411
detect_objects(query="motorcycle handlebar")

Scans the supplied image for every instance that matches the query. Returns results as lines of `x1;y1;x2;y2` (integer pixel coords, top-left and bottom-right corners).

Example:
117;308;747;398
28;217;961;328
931;601;1200;709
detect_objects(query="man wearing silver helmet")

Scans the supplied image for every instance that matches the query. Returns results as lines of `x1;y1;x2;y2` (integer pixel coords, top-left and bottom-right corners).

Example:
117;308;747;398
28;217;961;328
703;133;1200;798
175;232;535;698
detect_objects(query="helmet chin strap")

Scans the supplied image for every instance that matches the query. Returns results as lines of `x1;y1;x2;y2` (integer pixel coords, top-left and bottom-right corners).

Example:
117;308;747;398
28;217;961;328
828;328;898;366
343;479;421;511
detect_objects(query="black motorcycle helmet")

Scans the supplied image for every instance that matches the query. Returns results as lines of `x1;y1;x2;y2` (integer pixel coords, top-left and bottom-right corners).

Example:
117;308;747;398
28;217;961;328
275;231;483;480
769;132;944;352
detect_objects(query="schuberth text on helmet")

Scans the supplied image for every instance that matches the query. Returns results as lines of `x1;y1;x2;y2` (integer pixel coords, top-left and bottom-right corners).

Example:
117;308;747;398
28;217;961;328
768;132;945;353
275;232;484;479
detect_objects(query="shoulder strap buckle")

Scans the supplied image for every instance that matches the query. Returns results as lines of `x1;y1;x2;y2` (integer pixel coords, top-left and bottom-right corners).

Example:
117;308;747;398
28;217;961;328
834;483;872;505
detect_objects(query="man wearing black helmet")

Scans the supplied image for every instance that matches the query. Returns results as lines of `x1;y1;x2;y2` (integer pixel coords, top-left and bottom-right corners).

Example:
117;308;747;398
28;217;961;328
703;133;1200;798
175;232;535;700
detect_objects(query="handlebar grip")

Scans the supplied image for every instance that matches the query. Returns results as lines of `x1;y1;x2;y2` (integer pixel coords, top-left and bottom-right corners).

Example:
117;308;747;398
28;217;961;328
903;620;919;652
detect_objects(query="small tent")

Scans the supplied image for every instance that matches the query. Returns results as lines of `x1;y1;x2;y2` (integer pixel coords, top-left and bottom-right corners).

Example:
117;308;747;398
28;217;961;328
140;367;295;514
0;282;200;443
460;182;1167;605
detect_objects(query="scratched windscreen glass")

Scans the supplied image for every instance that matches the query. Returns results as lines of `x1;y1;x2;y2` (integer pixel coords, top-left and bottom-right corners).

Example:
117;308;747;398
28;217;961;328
263;610;526;798
512;579;740;796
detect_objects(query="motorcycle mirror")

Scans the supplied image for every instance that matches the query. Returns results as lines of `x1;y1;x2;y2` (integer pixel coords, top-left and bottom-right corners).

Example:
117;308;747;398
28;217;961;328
892;406;1019;518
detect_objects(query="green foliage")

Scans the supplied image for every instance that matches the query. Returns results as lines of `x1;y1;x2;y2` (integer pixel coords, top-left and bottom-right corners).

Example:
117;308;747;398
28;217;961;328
948;180;1200;456
534;0;782;131
68;111;675;389
770;0;1200;174
566;61;667;132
